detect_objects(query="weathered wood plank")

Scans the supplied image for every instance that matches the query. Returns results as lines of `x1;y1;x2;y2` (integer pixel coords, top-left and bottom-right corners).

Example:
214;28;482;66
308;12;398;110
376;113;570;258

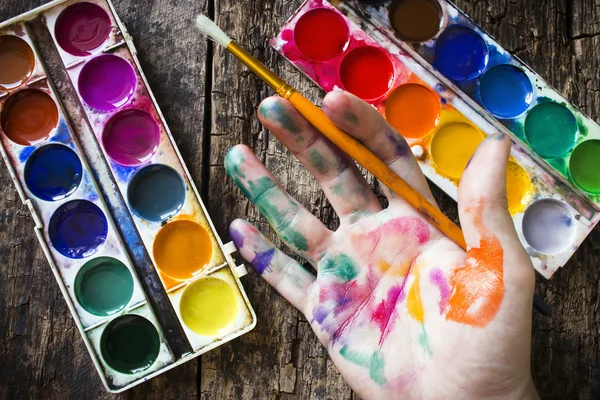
2;0;600;399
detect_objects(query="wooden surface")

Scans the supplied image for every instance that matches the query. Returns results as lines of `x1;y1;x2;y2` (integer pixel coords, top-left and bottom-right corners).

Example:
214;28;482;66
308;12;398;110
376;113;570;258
1;0;599;398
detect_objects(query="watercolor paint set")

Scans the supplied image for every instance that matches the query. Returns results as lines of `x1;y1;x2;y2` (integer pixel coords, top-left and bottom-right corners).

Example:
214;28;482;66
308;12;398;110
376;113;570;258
0;0;255;393
272;0;600;279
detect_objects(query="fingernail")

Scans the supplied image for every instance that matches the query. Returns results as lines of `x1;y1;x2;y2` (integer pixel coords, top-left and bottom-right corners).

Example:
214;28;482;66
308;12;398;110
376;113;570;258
487;132;506;141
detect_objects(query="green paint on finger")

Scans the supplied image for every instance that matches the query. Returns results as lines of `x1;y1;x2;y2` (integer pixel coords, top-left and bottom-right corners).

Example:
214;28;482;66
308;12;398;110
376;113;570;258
260;101;303;135
309;149;327;174
322;254;359;281
242;176;277;204
224;148;246;181
281;229;309;252
228;162;246;181
332;182;344;196
240;177;310;252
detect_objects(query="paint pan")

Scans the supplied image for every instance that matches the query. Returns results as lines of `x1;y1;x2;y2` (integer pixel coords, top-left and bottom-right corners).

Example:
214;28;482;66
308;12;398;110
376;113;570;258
273;0;600;279
0;0;256;393
0;35;35;90
168;267;254;351
338;0;600;207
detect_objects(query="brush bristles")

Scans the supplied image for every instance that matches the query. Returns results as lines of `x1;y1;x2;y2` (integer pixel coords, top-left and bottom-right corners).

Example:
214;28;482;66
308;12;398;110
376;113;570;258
195;15;232;48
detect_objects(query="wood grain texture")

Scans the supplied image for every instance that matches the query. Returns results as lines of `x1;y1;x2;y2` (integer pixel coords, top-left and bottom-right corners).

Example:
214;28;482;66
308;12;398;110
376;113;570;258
1;0;599;399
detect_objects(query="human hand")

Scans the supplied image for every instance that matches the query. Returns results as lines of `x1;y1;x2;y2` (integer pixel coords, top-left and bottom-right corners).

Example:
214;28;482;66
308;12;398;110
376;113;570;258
226;91;538;400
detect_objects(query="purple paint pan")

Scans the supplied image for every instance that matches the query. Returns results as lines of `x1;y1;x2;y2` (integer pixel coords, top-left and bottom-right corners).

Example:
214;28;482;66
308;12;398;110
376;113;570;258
102;109;161;166
78;54;136;111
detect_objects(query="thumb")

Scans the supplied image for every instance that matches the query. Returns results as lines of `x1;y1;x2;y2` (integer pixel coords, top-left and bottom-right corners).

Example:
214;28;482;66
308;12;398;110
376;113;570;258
453;132;535;326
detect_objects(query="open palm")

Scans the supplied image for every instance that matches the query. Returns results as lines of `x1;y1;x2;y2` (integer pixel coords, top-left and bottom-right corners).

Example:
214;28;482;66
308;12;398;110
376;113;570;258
227;91;538;399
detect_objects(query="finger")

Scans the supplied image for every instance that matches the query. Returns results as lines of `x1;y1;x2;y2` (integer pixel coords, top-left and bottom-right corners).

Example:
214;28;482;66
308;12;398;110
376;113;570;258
452;133;534;326
225;144;332;264
258;97;382;222
229;219;315;311
322;91;437;206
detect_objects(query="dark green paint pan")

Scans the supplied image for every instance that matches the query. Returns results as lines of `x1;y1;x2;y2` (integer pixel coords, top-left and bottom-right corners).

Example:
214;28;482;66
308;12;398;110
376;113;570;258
101;315;160;374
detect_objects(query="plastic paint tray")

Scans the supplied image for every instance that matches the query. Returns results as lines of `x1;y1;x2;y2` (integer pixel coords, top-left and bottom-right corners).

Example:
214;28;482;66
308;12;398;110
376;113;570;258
0;0;256;393
333;0;600;204
272;0;600;279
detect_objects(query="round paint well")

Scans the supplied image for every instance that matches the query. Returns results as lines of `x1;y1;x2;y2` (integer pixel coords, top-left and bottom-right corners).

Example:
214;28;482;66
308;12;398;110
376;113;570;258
479;64;533;119
524;102;577;158
569;140;600;194
339;46;394;101
100;315;160;374
102;109;161;166
24;144;82;201
385;83;441;138
1;89;58;146
49;200;108;259
153;220;213;280
55;2;111;56
433;25;489;81
75;257;134;316
180;277;238;336
78;55;136;111
0;35;35;90
506;161;532;215
430;122;484;179
127;164;186;222
522;199;575;255
294;8;350;62
389;0;444;43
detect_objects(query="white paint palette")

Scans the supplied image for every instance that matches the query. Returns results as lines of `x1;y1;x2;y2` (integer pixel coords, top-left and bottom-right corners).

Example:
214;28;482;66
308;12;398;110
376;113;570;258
0;0;255;392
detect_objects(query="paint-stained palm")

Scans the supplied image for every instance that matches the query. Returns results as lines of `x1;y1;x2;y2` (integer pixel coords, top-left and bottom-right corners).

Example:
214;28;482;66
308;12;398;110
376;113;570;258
227;91;538;400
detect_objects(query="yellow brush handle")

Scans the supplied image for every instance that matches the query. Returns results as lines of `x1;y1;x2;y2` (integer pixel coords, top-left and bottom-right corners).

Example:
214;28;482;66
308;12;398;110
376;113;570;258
288;91;467;250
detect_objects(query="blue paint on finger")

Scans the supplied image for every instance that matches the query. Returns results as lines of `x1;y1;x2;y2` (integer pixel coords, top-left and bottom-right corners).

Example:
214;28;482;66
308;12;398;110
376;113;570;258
251;248;276;274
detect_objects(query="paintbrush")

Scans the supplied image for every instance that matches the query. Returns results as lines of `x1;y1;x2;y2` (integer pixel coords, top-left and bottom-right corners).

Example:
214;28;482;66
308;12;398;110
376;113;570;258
193;16;552;316
195;15;467;250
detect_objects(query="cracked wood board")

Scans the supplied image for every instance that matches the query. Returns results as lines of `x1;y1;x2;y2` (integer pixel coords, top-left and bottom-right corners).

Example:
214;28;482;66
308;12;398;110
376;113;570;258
1;0;600;399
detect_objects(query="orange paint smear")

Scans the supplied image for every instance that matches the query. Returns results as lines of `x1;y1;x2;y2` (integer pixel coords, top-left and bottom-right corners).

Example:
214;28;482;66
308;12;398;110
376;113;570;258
407;267;424;322
446;203;504;328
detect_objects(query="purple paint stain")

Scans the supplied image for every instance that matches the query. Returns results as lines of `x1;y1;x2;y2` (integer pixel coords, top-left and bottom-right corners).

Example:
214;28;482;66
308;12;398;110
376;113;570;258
78;55;136;111
428;268;451;314
371;285;403;344
228;225;245;249
312;304;330;324
102;109;160;166
251;248;275;274
385;127;410;158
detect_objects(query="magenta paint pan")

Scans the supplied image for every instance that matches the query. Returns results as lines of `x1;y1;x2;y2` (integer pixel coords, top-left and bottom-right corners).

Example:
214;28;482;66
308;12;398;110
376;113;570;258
273;0;600;280
102;109;160;166
0;0;256;393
